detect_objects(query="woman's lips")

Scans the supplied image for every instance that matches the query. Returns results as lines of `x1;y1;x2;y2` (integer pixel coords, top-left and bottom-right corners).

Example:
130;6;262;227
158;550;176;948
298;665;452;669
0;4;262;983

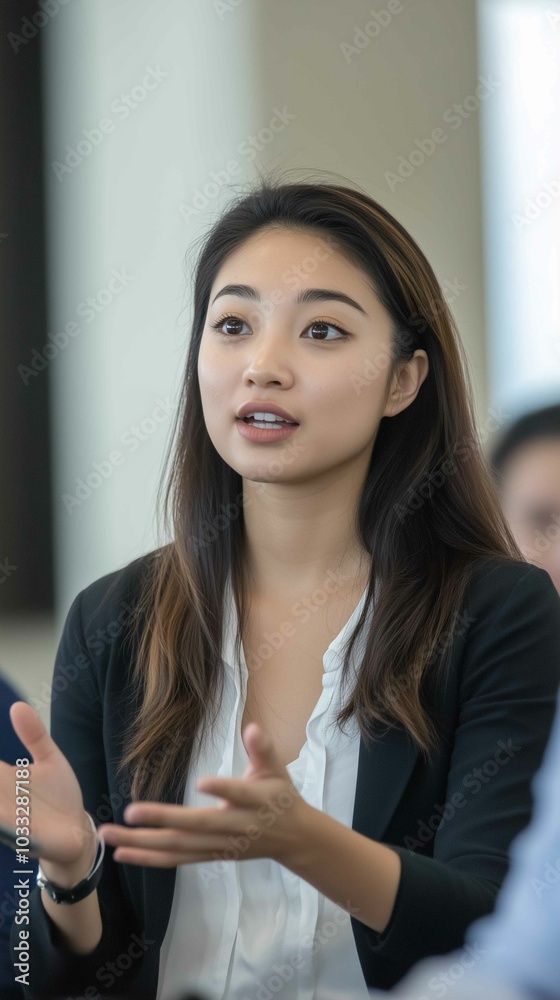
236;418;300;443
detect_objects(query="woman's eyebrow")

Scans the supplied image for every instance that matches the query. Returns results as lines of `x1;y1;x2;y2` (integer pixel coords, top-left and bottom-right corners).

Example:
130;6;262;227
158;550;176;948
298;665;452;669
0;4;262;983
210;283;369;316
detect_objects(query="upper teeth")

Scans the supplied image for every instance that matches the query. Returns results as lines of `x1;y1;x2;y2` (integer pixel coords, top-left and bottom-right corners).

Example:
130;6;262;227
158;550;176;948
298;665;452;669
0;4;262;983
247;412;289;422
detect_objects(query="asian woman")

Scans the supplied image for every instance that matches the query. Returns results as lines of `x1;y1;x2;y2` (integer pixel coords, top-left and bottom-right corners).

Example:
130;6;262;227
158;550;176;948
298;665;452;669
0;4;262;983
4;177;560;1000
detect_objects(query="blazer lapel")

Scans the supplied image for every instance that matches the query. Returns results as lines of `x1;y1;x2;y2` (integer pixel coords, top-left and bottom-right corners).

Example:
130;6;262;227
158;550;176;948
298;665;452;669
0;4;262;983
352;721;420;842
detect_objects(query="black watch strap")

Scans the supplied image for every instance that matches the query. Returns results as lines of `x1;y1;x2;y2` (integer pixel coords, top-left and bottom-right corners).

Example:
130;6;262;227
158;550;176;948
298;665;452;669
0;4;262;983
36;816;105;904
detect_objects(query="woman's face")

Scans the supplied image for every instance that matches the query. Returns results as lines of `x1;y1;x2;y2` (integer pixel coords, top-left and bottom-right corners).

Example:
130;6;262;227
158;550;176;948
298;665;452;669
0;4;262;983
198;226;428;485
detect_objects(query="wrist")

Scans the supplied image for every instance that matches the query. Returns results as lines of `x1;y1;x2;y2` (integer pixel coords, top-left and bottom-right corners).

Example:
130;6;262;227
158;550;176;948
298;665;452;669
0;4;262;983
39;814;99;889
278;798;320;871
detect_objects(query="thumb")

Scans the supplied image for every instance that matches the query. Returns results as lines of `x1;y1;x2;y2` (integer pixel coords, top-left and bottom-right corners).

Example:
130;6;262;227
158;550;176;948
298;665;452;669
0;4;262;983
242;722;286;776
9;701;58;766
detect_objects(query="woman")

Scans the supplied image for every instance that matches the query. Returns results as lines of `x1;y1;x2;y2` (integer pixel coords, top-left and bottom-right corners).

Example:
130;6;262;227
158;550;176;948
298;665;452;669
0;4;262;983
4;178;560;1000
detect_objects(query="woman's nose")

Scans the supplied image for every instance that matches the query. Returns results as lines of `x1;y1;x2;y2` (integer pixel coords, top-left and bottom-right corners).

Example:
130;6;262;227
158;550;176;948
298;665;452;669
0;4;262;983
243;348;293;382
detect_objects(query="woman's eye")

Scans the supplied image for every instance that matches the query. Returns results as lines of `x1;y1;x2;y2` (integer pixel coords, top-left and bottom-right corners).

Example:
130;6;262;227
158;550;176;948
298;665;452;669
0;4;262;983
303;321;348;341
210;315;349;341
211;316;249;336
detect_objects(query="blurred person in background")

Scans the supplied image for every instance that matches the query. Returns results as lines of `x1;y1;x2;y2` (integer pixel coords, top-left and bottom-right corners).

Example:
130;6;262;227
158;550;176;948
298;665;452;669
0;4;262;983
0;672;38;1000
491;403;560;594
2;178;560;1000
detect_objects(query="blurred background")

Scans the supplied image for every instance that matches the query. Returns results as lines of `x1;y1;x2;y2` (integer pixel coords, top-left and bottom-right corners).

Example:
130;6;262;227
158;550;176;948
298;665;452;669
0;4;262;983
1;0;559;725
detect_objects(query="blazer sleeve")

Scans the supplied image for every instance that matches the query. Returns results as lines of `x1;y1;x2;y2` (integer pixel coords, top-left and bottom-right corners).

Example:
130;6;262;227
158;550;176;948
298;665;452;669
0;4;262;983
361;562;560;974
10;588;146;1000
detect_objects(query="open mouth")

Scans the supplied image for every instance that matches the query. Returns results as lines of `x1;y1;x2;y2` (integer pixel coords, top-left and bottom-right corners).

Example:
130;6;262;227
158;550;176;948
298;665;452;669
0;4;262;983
240;416;299;428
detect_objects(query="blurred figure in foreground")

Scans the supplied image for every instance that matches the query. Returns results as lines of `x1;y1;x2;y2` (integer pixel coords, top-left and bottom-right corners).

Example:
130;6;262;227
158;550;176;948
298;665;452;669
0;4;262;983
491;402;560;594
369;683;560;1000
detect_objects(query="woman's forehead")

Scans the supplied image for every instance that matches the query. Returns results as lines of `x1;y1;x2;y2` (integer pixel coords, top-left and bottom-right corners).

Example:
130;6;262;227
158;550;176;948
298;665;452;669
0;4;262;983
209;229;378;307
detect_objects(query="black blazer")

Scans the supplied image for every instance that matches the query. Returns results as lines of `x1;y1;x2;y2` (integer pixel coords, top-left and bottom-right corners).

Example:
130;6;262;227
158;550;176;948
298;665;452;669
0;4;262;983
11;552;560;999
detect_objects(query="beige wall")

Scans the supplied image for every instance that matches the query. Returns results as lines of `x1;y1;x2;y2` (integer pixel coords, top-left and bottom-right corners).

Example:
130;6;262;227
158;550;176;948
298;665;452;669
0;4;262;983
251;0;488;420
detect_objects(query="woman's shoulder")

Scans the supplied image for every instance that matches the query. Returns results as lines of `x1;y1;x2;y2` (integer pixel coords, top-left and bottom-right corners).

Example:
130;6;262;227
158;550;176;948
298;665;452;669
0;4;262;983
72;546;164;642
463;553;560;617
455;553;560;697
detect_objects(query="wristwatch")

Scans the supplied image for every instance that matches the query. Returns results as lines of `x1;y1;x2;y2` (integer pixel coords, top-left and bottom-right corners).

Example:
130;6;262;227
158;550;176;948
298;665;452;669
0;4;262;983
36;812;105;904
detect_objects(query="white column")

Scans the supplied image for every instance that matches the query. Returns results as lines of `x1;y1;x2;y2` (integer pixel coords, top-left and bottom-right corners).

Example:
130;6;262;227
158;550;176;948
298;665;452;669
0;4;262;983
43;0;257;620
477;0;560;422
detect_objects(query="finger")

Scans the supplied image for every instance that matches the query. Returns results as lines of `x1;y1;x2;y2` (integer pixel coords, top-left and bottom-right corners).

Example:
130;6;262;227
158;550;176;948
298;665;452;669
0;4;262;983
197;777;292;808
8;702;59;766
123;796;263;832
113;847;206;867
242;722;289;776
123;802;198;825
102;826;229;852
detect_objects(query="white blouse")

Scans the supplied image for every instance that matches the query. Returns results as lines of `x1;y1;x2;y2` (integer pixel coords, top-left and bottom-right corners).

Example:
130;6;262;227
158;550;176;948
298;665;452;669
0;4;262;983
156;576;373;1000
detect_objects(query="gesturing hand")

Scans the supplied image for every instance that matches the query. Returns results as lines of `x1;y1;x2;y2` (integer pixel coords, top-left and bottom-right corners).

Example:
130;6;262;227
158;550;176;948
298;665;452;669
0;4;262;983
0;702;98;875
99;722;313;869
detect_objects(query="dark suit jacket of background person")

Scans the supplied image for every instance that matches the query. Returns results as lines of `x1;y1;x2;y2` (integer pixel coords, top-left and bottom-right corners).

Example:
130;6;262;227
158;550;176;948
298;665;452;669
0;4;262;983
10;551;560;1000
0;673;39;1000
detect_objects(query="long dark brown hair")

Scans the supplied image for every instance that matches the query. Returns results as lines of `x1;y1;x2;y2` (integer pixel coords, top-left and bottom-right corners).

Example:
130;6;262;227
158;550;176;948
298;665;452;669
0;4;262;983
115;176;523;803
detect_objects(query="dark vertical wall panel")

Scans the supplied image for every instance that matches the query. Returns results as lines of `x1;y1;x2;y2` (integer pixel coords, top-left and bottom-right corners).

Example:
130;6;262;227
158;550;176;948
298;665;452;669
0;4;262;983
0;1;53;613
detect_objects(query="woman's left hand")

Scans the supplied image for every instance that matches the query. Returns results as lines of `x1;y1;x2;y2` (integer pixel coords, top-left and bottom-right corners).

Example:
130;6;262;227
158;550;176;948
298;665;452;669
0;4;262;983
98;723;313;869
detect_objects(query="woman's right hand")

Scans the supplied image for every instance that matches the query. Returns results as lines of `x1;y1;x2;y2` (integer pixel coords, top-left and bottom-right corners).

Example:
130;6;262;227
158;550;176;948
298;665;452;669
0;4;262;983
0;701;98;886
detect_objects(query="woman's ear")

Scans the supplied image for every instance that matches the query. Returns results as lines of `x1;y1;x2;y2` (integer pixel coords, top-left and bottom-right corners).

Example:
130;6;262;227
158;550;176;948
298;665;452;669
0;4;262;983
383;350;429;418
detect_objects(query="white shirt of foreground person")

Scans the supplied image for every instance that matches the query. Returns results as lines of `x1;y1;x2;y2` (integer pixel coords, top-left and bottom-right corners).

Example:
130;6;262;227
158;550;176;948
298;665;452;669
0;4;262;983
156;573;374;1000
362;687;560;1000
